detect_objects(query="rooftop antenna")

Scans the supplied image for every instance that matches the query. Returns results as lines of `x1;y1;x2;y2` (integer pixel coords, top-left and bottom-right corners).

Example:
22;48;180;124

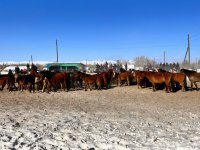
56;39;58;63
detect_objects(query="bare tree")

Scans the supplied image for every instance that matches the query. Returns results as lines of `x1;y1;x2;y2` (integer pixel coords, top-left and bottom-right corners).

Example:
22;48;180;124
134;56;156;68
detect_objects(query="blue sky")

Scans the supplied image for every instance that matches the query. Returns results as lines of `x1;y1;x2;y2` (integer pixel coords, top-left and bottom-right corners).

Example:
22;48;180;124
0;0;200;63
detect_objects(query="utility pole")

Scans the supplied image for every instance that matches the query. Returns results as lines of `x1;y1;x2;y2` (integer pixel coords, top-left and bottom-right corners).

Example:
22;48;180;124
164;51;166;64
56;39;58;63
188;33;190;64
31;55;33;64
184;33;190;64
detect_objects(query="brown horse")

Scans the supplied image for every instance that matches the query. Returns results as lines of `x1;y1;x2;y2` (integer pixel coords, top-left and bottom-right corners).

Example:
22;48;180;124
134;70;151;88
71;71;84;89
14;71;37;92
116;69;132;87
0;75;15;91
100;69;114;89
51;72;67;91
157;69;186;92
180;69;200;90
145;71;172;92
96;74;104;90
75;71;107;90
40;71;70;92
15;74;28;91
79;72;97;91
172;73;187;92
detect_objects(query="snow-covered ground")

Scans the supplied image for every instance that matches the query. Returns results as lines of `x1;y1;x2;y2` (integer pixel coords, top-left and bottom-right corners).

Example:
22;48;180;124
0;86;200;149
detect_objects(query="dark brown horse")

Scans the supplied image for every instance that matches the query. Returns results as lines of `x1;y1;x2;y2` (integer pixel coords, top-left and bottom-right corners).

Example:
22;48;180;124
100;69;114;89
72;71;84;89
180;69;200;90
14;71;37;92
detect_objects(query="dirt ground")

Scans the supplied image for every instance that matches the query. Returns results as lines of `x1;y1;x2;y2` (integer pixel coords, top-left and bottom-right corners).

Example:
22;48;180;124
0;85;200;149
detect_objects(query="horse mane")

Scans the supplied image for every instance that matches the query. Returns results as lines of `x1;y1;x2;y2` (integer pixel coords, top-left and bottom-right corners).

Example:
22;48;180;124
180;69;196;74
120;68;127;73
157;68;169;73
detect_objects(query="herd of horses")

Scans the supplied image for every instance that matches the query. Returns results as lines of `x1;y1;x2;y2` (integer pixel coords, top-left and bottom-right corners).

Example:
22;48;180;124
0;68;200;93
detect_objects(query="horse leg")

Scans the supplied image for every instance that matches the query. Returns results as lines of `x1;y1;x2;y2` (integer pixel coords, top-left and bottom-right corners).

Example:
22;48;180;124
194;82;198;91
118;78;121;87
190;81;194;90
60;83;63;90
28;83;32;93
46;83;49;93
18;84;22;91
33;83;35;93
89;83;92;91
20;85;23;92
1;83;6;91
64;79;67;91
181;81;186;92
42;83;46;92
127;78;130;86
165;82;170;93
152;83;156;92
79;79;83;89
85;83;88;91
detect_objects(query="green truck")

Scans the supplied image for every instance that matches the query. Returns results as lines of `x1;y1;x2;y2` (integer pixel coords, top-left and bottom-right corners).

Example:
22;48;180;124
44;62;85;72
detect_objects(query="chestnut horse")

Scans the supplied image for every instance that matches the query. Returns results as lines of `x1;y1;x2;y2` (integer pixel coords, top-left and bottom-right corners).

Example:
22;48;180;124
78;72;97;91
134;70;151;88
40;71;70;92
115;69;132;86
157;69;186;92
180;69;200;90
172;73;187;92
145;71;172;92
0;75;15;91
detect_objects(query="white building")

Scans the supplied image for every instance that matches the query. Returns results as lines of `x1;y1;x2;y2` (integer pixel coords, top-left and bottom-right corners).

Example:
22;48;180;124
0;66;27;75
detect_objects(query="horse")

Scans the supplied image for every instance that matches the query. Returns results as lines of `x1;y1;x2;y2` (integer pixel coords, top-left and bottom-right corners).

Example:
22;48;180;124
134;70;151;89
78;72;97;91
100;69;114;89
51;72;71;91
145;71;172;92
14;74;27;91
14;71;37;92
171;73;187;92
180;69;200;90
40;71;70;92
157;69;186;92
0;75;14;91
96;74;104;90
71;71;84;89
116;69;132;87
